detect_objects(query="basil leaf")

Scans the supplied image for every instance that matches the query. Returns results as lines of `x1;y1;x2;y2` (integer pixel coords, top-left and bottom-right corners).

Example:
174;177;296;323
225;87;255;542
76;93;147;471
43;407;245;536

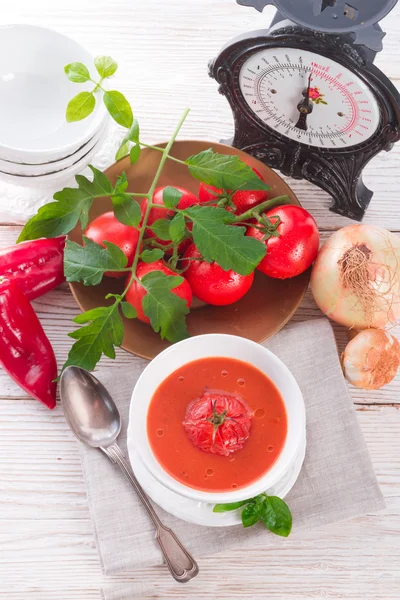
169;213;186;243
111;193;141;227
140;249;164;263
213;501;250;513
163;186;183;209
64;62;91;83
66;91;95;122
150;218;172;241
186;149;269;191
141;271;189;342
17;166;114;242
63;300;124;371
115;141;130;161
184;205;265;275
94;56;118;79
103;90;133;128
64;237;128;286
121;302;137;319
261;497;292;538
242;503;261;528
130;143;141;164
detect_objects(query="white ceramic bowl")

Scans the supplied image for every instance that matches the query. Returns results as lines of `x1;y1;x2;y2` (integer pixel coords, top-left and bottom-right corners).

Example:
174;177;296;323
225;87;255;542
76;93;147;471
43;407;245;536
0;121;109;188
128;334;306;504
0;118;108;176
0;25;107;163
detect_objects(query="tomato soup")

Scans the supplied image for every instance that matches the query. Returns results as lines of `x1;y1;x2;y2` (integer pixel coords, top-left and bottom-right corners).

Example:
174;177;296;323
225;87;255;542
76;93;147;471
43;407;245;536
147;357;287;492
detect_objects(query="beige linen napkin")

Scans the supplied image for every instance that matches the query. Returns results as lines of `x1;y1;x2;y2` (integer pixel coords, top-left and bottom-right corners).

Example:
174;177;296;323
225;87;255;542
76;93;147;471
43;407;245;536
79;319;384;598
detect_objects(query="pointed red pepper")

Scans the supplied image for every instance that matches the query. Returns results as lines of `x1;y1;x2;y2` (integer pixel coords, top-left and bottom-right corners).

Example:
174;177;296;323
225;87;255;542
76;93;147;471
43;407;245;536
0;281;57;409
0;236;65;300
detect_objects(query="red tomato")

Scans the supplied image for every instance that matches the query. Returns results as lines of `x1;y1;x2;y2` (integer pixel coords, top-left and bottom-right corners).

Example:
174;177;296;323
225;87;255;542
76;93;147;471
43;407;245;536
198;167;268;215
246;205;319;279
125;260;192;324
183;390;251;456
183;243;254;306
84;211;139;278
141;185;199;226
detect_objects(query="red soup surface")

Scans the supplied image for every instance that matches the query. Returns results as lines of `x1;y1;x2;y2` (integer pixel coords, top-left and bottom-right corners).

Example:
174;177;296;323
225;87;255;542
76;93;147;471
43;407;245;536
147;357;287;492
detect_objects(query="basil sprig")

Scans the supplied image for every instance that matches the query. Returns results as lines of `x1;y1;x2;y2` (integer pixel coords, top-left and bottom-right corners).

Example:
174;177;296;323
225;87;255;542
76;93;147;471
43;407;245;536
214;493;292;537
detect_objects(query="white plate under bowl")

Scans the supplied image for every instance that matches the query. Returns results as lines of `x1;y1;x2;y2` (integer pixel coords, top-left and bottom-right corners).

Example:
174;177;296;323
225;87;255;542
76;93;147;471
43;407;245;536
0;122;109;188
128;428;306;527
0;118;108;176
0;25;107;163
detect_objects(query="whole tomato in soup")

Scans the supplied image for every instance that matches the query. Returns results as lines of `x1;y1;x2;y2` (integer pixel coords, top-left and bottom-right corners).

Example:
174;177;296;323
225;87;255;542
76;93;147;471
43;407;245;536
183;243;254;306
198;167;268;215
183;390;251;456
84;211;139;278
125;260;192;324
247;205;319;279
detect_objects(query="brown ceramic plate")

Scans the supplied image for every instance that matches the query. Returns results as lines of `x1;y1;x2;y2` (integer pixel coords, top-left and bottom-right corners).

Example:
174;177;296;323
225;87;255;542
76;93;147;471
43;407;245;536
69;140;310;360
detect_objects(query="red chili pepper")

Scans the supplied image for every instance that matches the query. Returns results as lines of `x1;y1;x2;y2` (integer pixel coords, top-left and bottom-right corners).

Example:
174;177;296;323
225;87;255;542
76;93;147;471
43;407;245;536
0;281;57;409
0;236;65;300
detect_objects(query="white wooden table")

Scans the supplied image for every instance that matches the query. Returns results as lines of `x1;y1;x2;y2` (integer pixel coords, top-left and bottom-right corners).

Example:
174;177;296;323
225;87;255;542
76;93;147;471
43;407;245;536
1;1;399;598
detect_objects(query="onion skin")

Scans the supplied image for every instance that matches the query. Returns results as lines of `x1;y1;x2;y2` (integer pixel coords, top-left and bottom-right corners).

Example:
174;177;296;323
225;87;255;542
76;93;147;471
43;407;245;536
342;329;400;390
311;225;400;329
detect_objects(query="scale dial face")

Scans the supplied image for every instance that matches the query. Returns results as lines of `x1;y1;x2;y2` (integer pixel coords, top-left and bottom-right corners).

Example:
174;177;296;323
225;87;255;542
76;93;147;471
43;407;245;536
239;47;381;149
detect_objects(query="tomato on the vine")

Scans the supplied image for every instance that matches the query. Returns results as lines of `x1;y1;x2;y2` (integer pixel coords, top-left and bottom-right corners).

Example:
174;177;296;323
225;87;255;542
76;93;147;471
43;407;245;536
141;185;199;225
125;260;192;324
84;211;139;278
183;243;254;306
246;205;319;279
198;167;268;215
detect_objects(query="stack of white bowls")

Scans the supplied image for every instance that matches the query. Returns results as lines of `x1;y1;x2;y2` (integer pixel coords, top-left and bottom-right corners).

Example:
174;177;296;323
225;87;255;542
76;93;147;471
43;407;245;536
0;25;109;188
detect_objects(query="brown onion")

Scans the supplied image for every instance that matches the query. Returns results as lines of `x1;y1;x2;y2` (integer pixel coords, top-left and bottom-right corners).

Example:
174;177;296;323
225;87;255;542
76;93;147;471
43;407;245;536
341;329;400;390
311;225;400;329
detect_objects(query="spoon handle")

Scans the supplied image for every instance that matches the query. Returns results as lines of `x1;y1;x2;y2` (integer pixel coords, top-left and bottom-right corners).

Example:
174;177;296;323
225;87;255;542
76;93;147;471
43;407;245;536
101;443;199;583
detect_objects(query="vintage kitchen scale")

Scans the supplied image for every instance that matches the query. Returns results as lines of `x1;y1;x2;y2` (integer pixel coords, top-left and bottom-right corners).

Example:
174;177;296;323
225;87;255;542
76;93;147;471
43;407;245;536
209;0;400;220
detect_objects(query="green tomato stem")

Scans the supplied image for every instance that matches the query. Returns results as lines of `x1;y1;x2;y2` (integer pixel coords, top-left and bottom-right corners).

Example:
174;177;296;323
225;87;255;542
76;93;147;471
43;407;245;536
233;195;291;223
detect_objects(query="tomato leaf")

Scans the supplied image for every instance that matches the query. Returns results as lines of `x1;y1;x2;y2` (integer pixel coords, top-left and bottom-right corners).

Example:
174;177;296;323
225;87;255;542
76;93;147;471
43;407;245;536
94;56;118;79
169;213;186;243
184;205;265;275
115;141;130;161
140;248;164;263
125;119;140;143
141;271;189;342
150;218;172;241
260;496;292;537
63;300;124;371
115;171;129;193
64;236;128;286
111;193;141;227
185;149;270;191
66;91;95;122
242;502;261;528
163;186;183;209
64;62;91;83
213;500;250;513
103;90;133;128
121;301;137;319
130;143;141;164
17;166;113;242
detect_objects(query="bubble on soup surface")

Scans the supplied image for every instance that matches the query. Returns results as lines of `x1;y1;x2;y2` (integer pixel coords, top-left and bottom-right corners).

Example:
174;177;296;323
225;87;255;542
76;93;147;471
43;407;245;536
156;429;164;437
221;370;228;377
231;483;238;489
178;375;184;382
267;445;274;452
206;468;214;476
254;408;265;419
237;378;245;386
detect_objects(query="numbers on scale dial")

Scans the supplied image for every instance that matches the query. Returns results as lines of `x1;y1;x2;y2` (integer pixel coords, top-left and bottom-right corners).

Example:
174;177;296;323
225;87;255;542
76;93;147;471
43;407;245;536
238;47;381;149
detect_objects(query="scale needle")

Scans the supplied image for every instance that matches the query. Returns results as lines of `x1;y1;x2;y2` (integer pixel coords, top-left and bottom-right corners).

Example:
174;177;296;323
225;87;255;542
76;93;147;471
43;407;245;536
294;73;313;132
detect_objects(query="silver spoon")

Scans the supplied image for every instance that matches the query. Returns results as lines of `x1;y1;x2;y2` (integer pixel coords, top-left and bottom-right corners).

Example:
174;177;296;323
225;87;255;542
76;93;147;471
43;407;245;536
60;366;199;583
